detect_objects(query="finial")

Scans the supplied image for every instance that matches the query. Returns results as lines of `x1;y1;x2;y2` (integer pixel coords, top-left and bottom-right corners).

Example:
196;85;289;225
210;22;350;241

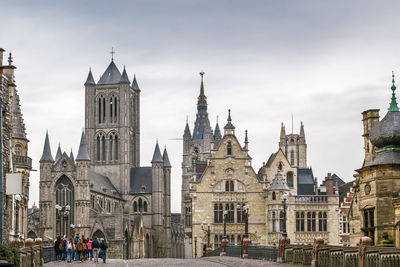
156;138;158;144
217;115;219;124
8;52;12;66
110;47;116;61
165;145;167;149
389;71;399;112
200;71;204;79
228;109;232;122
186;115;188;124
245;130;248;142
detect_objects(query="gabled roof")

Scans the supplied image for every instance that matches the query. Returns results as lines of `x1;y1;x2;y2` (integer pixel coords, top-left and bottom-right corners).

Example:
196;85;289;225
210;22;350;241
40;131;54;162
89;171;123;200
130;167;152;194
98;61;122;84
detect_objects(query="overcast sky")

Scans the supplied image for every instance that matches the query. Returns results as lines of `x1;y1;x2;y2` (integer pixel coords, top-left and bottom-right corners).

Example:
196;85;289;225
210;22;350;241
2;0;399;212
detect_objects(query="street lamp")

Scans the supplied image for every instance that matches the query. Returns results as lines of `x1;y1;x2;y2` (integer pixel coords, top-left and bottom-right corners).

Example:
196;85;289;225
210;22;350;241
194;235;198;258
241;204;251;258
278;192;290;262
201;222;212;257
221;210;229;256
55;204;71;237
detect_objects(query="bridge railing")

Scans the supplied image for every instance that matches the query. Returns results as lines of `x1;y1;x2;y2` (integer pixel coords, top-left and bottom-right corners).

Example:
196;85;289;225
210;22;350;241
208;244;279;260
283;236;400;267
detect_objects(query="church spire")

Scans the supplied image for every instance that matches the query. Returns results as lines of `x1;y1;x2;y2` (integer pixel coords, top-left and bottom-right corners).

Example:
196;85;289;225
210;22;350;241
76;130;90;161
389;71;399;112
244;130;249;151
163;147;171;168
39;131;54;163
193;72;211;140
54;143;62;163
184;117;191;137
120;66;130;83
131;74;140;91
85;68;96;85
151;141;163;163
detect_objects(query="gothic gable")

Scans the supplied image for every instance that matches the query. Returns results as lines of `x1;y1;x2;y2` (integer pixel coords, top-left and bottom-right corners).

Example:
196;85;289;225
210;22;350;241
52;152;76;172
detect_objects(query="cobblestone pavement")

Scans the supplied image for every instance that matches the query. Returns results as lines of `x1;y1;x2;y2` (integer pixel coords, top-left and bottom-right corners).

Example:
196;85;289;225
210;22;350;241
44;257;297;267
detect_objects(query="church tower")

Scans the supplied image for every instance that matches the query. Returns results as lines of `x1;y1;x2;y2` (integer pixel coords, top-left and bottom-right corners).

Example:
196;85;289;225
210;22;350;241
279;122;307;168
84;59;140;194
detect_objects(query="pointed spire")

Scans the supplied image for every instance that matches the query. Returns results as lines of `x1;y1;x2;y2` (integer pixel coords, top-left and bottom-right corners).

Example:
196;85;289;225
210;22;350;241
39;131;54;162
389;71;399;112
214;116;221;139
200;71;205;96
224;109;235;130
300;121;305;138
268;169;290;191
244;130;249;150
54;143;62;163
131;74;140;91
163;147;172;168
98;61;121;84
76;130;90;161
85;68;96;85
280;122;286;139
120;65;130;83
184;118;191;137
151;141;163;163
69;149;75;163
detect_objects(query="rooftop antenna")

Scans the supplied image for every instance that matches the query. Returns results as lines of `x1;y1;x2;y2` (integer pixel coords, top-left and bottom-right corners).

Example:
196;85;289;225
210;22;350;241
110;47;116;61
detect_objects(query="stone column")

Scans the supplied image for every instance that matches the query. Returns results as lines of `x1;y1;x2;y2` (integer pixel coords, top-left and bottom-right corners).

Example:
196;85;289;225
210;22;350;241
311;237;324;267
358;236;372;267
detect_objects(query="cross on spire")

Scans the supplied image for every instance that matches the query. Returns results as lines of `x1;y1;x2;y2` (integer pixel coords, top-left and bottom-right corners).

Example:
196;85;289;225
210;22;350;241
110;47;116;61
389;70;399;112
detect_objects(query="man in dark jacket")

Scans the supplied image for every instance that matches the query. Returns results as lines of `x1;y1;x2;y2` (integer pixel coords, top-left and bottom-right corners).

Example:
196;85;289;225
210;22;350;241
92;237;100;263
54;236;63;261
100;238;108;263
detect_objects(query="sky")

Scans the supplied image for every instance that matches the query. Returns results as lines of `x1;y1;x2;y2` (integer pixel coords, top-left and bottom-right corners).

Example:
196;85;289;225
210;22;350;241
1;0;400;213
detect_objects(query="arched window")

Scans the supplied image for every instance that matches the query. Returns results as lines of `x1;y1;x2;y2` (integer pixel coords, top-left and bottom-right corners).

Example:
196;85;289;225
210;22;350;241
133;201;137;212
109;136;113;161
102;135;106;161
102;98;106;123
279;211;284;231
97;136;101;161
98;98;102;123
227;141;232;155
55;175;74;237
114;97;118;123
139;198;143;212
272;191;276;200
225;181;229;192
287;171;294;188
109;97;113;123
14;144;21;156
143;201;148;212
272;211;276;232
115;135;119;161
290;150;295;166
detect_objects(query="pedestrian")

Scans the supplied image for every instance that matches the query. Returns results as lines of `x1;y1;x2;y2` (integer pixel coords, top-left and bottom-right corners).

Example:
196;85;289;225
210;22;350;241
76;238;84;261
100;238;108;263
92;237;100;263
62;235;68;260
82;235;88;261
74;234;80;261
88;238;93;261
66;237;74;263
54;236;63;261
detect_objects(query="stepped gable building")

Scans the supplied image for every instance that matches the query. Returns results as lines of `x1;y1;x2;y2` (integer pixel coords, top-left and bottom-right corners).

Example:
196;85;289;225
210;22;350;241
182;72;222;235
36;58;183;258
349;73;400;247
0;48;32;243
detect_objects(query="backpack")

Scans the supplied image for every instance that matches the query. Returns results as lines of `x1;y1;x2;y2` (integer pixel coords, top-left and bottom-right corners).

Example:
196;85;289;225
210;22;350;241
67;242;72;251
58;241;63;251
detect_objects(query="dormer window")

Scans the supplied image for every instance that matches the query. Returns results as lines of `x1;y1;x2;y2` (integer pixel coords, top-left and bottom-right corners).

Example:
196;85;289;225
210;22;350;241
227;141;232;155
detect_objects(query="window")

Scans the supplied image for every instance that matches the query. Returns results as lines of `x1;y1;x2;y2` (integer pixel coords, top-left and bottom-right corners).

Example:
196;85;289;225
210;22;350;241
227;141;232;155
185;206;192;227
15;205;19;233
225;181;234;192
96;133;106;162
139;198;143;212
14;144;21;156
296;212;305;232
272;211;277;232
363;208;375;244
237;204;244;223
143;201;148;212
97;136;101;161
272;192;276;200
55;175;74;237
214;235;223;249
102;136;106;161
133;201;137;212
102;98;106;123
109;136;113;161
279;211;284;232
287;172;294;188
290;150;294;166
110;98;113;122
307;212;316;232
98;98;102;123
226;204;234;223
91;195;95;209
214;204;223;223
114;97;118;123
107;200;111;213
115;136;119;160
319;212;327;232
342;215;349;234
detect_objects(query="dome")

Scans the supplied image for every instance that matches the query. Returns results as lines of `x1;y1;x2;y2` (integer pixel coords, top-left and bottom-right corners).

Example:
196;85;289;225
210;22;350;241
370;111;400;148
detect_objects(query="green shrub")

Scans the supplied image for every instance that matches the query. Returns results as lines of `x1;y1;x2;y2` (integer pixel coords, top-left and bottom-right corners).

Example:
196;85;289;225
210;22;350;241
0;243;20;266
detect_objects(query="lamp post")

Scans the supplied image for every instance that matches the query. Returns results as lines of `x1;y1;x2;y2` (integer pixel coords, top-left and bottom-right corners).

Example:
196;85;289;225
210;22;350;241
201;222;212;257
241;204;251;258
278;193;290;262
55;204;71;237
194;235;198;258
221;210;229;256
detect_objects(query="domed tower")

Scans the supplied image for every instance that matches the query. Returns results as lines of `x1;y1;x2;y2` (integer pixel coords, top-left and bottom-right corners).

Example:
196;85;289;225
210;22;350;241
350;72;400;246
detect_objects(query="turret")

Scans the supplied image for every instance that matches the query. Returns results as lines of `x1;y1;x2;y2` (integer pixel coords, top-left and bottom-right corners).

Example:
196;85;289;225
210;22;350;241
162;147;172;255
119;66;130;84
223;109;235;136
69;150;75;164
193;72;212;140
39;131;54;163
299;121;305;143
151;141;164;239
279;123;286;152
54;144;62;164
84;68;96;86
213;117;222;141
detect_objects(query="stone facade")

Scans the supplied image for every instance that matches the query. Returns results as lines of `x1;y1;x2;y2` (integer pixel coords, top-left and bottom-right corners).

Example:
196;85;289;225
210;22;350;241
33;59;184;258
349;74;400;247
0;48;32;244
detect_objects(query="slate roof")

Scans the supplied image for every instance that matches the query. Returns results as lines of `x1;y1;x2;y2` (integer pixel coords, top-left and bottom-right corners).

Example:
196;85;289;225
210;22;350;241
151;143;163;163
54;144;62;164
265;152;277;167
339;181;354;203
11;88;27;140
98;61;122;84
130;167;152;194
268;171;290;191
76;131;90;161
297;168;315;195
131;75;140;91
184;122;191;137
89;171;123;199
163;148;171;167
214;122;221;138
84;69;96;85
39;131;54;162
321;173;345;187
120;67;130;83
193;75;211;140
69;151;75;164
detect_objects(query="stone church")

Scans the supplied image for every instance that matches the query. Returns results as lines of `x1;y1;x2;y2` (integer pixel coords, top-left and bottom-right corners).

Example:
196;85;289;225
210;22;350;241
33;58;184;258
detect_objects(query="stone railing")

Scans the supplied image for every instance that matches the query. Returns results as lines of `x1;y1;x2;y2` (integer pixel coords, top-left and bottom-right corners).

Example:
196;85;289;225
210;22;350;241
13;155;32;169
18;238;44;267
294;195;328;204
282;236;400;267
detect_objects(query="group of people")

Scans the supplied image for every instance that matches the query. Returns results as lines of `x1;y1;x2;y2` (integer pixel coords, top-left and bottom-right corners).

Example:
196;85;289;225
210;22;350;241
54;234;108;263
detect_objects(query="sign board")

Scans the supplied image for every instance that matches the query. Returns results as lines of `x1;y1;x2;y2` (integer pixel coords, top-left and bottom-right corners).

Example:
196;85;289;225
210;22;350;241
6;173;22;195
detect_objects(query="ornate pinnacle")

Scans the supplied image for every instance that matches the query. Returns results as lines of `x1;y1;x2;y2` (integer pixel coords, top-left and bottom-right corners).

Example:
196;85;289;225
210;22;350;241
389;71;399;112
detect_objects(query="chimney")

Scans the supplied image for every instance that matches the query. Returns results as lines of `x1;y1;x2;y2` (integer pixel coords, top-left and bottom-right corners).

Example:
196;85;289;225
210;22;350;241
325;173;334;195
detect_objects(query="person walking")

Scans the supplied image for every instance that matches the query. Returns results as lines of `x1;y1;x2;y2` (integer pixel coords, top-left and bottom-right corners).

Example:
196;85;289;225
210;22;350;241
62;235;68;261
66;238;74;263
100;238;108;263
88;238;93;261
76;239;85;262
54;236;63;261
92;237;100;263
74;234;80;261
